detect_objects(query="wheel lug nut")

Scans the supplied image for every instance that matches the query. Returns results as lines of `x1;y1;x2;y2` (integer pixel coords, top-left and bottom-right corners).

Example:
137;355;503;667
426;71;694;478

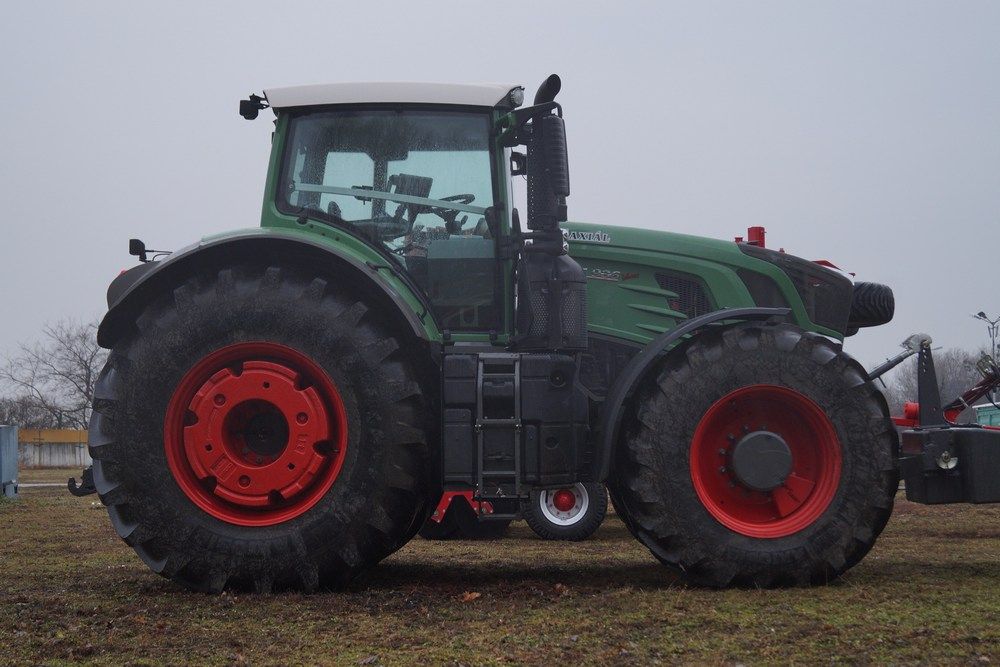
296;412;308;424
238;475;250;488
718;448;727;456
213;394;226;406
718;466;727;474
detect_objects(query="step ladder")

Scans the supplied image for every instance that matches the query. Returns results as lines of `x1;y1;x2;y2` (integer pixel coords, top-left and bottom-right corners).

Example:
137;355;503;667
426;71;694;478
475;353;523;518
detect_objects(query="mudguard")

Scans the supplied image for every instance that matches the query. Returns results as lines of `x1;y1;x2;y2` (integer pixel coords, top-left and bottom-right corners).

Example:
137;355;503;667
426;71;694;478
596;307;791;481
97;228;436;349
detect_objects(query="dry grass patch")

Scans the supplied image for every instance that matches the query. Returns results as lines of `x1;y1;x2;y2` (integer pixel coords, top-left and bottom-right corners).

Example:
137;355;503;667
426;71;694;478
2;470;998;665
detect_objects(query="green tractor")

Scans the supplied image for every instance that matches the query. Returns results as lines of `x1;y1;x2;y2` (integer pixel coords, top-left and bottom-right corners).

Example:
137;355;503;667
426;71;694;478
76;75;1000;592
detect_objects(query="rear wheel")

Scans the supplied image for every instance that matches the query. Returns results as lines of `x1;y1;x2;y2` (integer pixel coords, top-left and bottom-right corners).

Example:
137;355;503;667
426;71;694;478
610;322;898;587
523;483;608;541
88;265;433;592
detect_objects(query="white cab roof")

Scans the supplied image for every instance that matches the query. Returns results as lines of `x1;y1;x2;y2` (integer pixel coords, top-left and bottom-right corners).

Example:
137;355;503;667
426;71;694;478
264;82;521;109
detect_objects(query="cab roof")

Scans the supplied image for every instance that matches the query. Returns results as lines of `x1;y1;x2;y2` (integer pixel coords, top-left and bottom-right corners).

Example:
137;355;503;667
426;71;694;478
264;82;522;110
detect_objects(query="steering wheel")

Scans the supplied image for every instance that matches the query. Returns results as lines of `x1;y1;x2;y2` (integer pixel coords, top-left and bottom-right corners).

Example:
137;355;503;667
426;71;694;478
428;194;476;232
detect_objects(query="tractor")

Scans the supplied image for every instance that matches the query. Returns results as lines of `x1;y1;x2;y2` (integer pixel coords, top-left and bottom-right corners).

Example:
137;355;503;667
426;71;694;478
72;75;1000;592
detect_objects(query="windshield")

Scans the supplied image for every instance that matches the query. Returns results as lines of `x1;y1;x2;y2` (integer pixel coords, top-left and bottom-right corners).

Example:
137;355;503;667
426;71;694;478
278;108;501;331
279;109;494;250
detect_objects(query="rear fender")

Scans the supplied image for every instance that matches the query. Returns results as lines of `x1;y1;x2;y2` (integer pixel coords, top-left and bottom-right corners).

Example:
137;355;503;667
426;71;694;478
97;229;438;349
596;307;791;481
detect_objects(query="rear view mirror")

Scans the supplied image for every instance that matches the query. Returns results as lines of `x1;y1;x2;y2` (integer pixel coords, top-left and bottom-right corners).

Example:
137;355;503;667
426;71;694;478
539;114;570;197
128;238;147;261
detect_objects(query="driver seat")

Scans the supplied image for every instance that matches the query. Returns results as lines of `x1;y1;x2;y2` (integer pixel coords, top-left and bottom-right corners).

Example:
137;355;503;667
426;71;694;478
388;173;433;226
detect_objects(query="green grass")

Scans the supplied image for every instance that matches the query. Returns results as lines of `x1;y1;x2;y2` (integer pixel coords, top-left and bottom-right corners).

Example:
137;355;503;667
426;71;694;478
2;471;998;665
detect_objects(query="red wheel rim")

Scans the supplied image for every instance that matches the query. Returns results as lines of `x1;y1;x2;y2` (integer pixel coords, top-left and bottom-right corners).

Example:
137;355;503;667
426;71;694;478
689;385;841;538
164;342;348;526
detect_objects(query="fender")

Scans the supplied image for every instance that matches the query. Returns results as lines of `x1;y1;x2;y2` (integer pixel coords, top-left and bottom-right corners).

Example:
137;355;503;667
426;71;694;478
596;307;791;481
97;228;437;349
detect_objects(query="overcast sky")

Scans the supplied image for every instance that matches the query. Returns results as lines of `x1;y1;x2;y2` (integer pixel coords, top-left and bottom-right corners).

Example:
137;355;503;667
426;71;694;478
1;0;998;370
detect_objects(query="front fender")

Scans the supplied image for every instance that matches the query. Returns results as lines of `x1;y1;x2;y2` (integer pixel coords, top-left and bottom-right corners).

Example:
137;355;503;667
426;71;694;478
97;228;439;349
596;307;791;481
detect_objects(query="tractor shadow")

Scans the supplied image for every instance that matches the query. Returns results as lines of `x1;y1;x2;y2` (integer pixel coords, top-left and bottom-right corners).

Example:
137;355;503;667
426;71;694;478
360;559;682;593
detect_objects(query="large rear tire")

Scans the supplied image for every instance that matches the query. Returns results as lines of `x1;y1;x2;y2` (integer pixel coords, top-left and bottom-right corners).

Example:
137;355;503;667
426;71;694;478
88;264;433;592
610;322;898;587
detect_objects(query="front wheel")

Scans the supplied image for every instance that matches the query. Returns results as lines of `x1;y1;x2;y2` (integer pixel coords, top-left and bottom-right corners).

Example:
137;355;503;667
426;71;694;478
523;483;608;541
610;322;898;587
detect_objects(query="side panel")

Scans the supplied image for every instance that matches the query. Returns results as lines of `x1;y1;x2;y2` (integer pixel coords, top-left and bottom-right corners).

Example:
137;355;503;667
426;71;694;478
563;222;842;342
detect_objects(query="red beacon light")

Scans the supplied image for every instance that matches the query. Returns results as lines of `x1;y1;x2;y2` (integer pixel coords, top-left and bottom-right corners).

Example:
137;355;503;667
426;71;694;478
735;226;767;248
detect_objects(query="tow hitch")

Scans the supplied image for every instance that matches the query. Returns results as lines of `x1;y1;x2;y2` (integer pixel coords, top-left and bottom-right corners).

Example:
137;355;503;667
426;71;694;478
68;466;97;497
878;336;1000;504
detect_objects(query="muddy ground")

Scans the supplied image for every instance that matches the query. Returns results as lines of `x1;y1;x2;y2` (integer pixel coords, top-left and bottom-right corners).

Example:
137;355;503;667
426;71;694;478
1;469;997;665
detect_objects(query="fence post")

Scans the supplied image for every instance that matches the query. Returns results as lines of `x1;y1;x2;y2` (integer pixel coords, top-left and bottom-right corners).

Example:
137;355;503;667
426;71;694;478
1;425;19;499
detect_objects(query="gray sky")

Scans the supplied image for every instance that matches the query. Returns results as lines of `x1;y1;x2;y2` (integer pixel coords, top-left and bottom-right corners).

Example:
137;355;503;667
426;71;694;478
1;0;998;370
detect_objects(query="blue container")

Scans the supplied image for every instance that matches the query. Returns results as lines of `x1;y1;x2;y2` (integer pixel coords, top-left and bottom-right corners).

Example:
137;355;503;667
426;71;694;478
0;425;18;498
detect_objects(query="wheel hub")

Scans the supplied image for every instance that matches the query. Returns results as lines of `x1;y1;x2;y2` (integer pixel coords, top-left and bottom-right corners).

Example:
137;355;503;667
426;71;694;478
730;430;792;492
689;384;842;539
540;483;589;526
165;343;348;526
184;361;332;507
552;489;576;512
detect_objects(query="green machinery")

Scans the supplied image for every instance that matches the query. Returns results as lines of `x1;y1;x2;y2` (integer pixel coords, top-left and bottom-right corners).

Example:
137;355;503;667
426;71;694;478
74;75;999;592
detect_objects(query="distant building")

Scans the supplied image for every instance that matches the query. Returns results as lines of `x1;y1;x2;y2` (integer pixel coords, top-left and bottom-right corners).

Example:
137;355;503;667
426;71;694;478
973;403;1000;426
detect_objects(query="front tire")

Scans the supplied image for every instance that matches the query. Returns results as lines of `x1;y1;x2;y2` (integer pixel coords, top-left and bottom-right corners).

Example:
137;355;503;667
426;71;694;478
610;322;898;587
88;264;434;592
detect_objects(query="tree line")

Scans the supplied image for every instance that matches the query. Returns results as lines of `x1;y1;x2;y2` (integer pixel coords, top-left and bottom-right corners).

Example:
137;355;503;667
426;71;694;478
1;320;107;429
0;319;992;430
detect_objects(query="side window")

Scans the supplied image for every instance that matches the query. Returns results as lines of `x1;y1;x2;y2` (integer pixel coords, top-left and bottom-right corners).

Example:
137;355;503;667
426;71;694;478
280;110;501;332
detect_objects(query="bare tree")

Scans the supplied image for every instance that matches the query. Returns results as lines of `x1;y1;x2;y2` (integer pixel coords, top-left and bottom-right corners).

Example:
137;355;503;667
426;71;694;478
1;319;107;429
0;395;58;428
882;347;984;420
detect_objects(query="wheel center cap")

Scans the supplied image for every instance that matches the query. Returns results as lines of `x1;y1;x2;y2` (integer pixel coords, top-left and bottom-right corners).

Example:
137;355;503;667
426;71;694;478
730;430;793;492
552;489;576;512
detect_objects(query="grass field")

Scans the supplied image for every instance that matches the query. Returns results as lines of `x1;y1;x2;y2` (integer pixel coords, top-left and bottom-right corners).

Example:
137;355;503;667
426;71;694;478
2;469;998;665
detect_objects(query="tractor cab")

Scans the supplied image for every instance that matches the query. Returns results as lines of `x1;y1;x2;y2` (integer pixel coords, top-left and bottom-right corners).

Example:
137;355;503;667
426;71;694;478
258;83;529;336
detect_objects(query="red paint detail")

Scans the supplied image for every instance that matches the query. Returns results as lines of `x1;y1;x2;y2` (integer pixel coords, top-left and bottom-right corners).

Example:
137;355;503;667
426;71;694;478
747;226;766;248
892;401;967;428
690;384;842;539
431;490;493;523
164;342;348;526
552;489;576;512
812;259;855;277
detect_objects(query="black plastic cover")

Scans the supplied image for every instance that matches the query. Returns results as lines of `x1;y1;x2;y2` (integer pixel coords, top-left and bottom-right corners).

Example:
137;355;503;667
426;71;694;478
738;244;853;334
